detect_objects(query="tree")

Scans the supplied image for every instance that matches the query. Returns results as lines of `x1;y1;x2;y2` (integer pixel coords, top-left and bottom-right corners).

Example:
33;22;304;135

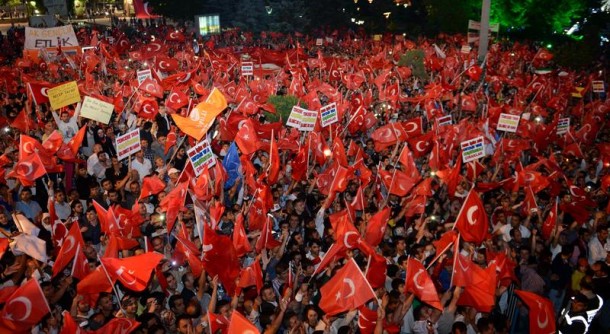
267;0;308;33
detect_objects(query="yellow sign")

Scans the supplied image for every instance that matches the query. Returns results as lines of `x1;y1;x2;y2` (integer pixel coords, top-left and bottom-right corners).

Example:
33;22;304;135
80;96;114;124
48;81;81;110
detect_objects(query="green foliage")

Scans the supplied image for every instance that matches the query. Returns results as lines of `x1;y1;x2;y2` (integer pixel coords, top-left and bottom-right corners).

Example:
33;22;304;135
398;50;427;81
265;95;307;124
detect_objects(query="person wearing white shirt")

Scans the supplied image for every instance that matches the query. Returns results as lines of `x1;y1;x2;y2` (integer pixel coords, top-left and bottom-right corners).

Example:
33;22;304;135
87;144;109;181
130;150;152;182
588;225;610;265
51;102;81;143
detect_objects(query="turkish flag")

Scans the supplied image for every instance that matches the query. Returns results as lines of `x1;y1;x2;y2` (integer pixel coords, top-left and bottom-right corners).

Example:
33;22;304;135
358;306;378;334
42;130;63;154
398;145;421;179
334;214;361;250
291;144;309;182
7;153;47;187
135;96;159;120
67;125;87;155
139;175;166;200
237;259;263;294
165;88;189;111
515;290;556;334
331;136;349;167
164;127;177;155
319;258;376;316
208;312;230;334
329;164;351;194
364;207;391;247
0;239;8;261
138;78;164;98
71;245;91;280
255;216;282;253
466;65;483;81
351;185;366;211
365;253;387;289
0;279;51;331
313;243;347;277
523;186;538;214
452;250;476;287
235;119;259;155
407;132;434;158
227;311;260;334
27;82;55;105
61;312;139;334
202;223;241;296
103;234;140;259
100;252;164;291
379;169;418;196
454;190;489;244
405;258;442;310
430;230;458;265
158;181;188;233
156;57;179;72
457;263;496;312
267;133;280;184
233;213;252;257
461;94;477;112
52;222;85;278
541;198;558;240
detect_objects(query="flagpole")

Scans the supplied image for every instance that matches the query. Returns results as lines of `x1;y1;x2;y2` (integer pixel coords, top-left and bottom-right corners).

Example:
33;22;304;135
97;255;126;314
449;235;460;288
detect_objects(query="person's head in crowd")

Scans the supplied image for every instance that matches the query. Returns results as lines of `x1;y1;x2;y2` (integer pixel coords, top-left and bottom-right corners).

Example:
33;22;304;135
391;278;405;294
141;138;150;150
154;156;165;170
135;149;145;161
477;317;495;334
168;168;180;182
83;243;98;261
168;295;185;316
595;224;608;242
54;189;67;204
303;305;321;328
592;261;608;278
71;200;84;216
175;147;186;159
96;292;115;315
184;298;201;318
101;178;113;192
59;110;71;123
107;189;120;204
19;188;33;203
164;272;178;292
175;314;192;334
121;295;139;318
216;299;232;319
128;180;140;196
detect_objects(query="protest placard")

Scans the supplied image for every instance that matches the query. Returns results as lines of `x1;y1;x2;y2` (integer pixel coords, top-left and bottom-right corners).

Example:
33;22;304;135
137;69;153;85
436;115;452;127
557;118;570;135
80;96;114;124
116;129;141;161
47;81;81;110
320;103;339;127
497;113;520;133
24;25;79;50
592;81;605;93
187;139;217;176
287;106;316;131
241;61;253;76
461;136;485;163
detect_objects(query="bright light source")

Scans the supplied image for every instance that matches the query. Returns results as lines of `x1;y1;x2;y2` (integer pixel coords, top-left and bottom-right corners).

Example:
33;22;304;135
534;116;542;122
324;148;332;157
430;171;436;176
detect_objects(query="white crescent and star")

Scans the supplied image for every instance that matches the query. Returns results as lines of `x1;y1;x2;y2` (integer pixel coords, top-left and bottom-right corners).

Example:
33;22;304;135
116;266;137;286
536;301;549;329
466;206;478;226
7;297;32;321
343;278;355;298
416;141;427;152
413;269;426;290
343;231;358;249
18;162;34;178
403;121;419;133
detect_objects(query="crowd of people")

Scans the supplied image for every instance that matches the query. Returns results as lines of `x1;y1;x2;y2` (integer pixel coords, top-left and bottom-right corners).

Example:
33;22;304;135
0;17;608;334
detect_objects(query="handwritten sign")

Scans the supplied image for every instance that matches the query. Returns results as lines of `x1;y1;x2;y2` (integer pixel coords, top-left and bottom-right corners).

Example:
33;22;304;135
320;103;339;127
24;25;79;50
557;118;570;135
592;81;605;93
497;113;520;133
116;129;141;161
241;61;253;76
316;38;323;46
461;136;485;163
436;115;452;127
187;139;216;176
47;81;81;110
137;69;153;85
286;106;317;132
80;96;114;124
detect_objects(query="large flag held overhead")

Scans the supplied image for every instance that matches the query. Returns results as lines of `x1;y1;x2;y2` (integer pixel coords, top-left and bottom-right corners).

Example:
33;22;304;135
405;258;442;310
0;279;51;331
319;258;376;316
133;0;161;19
514;290;556;334
171;88;227;140
453;189;489;244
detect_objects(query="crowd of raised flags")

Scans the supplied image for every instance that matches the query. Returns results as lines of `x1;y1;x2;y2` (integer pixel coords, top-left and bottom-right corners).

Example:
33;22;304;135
0;15;607;334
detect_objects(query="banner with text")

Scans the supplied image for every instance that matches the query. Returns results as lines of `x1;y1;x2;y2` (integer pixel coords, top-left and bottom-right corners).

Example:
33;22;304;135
80;96;114;124
320;103;339;128
116;129;141;161
461;136;485;163
188;139;217;176
137;69;153;85
24;25;79;50
496;113;520;133
557;118;570;135
47;81;81;110
286;106;317;131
